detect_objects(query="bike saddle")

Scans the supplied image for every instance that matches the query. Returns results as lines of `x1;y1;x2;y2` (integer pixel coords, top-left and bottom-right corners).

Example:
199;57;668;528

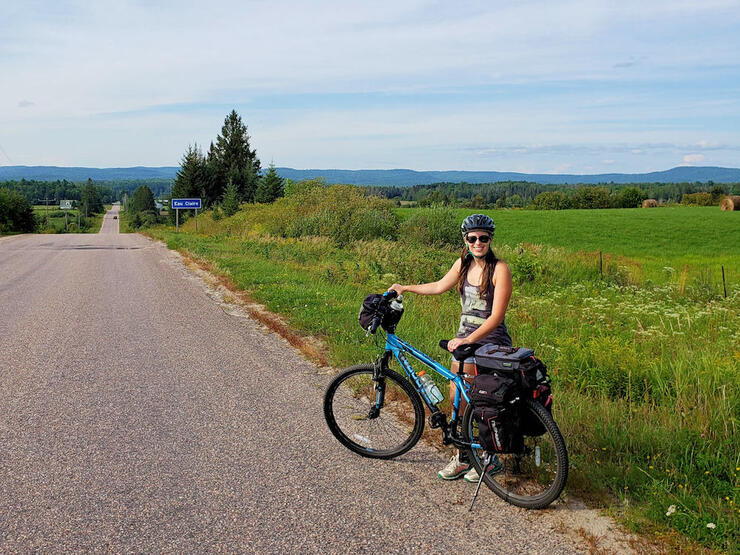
439;340;482;362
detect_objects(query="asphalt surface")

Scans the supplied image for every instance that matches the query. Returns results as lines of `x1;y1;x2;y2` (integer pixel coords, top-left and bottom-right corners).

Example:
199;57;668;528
0;206;582;553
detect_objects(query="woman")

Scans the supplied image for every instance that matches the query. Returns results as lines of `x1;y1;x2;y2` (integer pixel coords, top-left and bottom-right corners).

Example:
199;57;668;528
388;213;512;482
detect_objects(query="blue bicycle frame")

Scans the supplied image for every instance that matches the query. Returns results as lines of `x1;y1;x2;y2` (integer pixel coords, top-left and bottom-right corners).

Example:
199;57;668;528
384;332;472;427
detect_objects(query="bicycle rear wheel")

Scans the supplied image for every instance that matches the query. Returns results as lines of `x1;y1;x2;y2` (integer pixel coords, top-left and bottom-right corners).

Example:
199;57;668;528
324;364;425;459
462;399;568;509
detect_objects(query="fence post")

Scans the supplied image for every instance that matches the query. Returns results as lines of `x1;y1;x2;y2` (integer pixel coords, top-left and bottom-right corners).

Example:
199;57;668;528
599;251;603;278
722;265;727;299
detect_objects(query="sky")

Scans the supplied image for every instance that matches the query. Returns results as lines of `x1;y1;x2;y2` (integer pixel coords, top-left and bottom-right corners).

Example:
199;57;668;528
1;0;740;173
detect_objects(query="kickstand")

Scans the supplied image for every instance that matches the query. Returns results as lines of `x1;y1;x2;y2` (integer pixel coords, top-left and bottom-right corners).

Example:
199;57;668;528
469;453;491;512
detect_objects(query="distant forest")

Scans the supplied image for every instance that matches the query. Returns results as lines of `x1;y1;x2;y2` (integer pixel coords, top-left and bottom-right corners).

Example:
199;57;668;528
367;180;740;208
0;178;173;205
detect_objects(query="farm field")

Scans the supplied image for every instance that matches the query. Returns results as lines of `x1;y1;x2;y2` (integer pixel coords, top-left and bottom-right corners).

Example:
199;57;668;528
399;206;740;283
32;205;106;233
146;195;738;551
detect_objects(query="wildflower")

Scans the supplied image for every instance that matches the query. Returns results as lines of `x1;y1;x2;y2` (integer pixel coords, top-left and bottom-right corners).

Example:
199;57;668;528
649;466;654;469
706;523;716;529
665;505;676;517
705;471;710;475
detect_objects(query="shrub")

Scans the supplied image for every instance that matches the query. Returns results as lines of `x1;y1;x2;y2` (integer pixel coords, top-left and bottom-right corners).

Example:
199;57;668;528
398;205;460;250
681;192;714;206
261;183;399;242
532;191;571;210
0;188;36;233
570;186;612;209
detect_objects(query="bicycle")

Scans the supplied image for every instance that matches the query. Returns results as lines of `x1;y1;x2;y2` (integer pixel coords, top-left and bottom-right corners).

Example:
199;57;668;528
323;291;568;509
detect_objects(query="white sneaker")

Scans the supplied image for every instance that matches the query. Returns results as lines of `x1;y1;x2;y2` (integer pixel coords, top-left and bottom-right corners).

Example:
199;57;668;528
437;454;469;480
463;466;480;482
464;455;503;482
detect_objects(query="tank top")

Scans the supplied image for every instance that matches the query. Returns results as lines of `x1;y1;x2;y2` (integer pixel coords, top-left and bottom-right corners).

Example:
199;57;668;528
456;266;512;347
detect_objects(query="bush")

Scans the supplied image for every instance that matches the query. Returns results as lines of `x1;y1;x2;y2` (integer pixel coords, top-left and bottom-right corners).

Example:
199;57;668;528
261;183;399;242
570;186;612;209
681;192;714;206
0;188;36;233
398;205;460;250
532;191;571;210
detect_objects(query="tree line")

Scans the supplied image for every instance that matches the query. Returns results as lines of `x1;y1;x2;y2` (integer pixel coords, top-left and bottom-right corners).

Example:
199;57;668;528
170;110;285;222
0;180;106;233
368;180;740;209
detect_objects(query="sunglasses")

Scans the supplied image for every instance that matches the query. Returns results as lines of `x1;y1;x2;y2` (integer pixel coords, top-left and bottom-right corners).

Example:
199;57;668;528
466;234;491;244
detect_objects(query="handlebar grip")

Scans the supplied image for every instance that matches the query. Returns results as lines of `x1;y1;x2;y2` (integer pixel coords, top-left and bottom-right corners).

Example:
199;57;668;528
369;314;381;334
383;289;398;300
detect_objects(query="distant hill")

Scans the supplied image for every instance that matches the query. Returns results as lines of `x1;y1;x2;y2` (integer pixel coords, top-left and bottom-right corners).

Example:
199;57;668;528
0;166;178;181
274;166;740;186
1;165;739;185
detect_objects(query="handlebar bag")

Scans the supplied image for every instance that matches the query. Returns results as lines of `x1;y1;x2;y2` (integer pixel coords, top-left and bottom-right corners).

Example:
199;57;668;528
358;294;403;333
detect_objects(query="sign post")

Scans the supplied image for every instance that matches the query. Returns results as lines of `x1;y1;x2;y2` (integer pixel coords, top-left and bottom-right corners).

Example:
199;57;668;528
60;199;72;231
171;198;202;233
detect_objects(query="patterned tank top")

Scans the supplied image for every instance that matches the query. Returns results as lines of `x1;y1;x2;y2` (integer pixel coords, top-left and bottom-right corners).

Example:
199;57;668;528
456;266;512;346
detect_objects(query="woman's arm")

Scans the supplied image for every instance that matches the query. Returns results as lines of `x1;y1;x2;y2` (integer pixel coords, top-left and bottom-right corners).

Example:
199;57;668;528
389;259;461;296
447;261;512;350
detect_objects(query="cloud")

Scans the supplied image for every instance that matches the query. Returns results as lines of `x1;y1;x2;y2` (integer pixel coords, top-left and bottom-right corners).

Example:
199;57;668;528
682;153;706;164
17;99;34;108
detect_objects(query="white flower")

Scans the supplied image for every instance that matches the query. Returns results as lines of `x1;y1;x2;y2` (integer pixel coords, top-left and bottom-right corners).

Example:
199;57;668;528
665;505;677;517
706;522;716;529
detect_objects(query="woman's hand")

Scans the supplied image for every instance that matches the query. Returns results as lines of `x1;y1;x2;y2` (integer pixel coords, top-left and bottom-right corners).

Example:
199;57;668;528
447;337;468;352
388;284;405;296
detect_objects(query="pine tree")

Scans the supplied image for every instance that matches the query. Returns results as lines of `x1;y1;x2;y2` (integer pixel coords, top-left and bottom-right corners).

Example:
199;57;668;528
221;179;240;217
254;164;285;203
171;144;206;222
212;110;261;203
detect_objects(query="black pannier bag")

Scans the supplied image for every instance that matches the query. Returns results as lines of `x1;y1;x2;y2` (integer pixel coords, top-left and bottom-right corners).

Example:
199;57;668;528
469;373;523;454
358;294;403;333
474;344;553;437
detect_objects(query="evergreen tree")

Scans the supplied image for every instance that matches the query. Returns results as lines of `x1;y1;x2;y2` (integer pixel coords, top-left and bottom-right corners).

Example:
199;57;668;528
221;179;240;217
255;164;285;203
212;110;261;202
81;179;104;216
171;144;206;222
129;185;157;214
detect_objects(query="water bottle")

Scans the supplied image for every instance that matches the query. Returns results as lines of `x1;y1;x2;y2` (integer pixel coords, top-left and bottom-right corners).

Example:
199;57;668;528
418;371;444;405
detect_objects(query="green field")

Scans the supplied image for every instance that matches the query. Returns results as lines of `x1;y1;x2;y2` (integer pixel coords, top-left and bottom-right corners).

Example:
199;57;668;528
145;196;739;551
33;205;106;233
400;206;740;282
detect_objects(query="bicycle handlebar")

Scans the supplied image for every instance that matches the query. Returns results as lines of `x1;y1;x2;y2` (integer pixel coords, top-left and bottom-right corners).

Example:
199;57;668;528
367;290;400;335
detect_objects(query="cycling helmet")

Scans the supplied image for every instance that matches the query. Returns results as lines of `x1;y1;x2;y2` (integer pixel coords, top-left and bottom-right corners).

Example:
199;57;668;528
461;214;495;235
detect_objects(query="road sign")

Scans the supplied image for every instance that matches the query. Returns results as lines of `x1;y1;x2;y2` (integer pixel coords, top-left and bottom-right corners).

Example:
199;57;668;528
171;198;202;209
60;200;72;209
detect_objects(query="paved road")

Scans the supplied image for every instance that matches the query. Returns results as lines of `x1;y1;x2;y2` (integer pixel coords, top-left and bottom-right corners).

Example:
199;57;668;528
0;208;582;553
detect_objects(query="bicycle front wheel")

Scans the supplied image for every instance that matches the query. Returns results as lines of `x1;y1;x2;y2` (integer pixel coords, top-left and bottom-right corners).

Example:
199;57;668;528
462;399;568;509
324;364;425;459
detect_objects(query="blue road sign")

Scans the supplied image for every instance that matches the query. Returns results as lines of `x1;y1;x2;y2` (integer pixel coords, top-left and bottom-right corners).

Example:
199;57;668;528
171;198;202;209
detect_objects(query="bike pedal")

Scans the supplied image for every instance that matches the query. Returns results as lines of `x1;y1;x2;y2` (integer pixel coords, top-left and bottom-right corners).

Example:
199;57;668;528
428;412;446;429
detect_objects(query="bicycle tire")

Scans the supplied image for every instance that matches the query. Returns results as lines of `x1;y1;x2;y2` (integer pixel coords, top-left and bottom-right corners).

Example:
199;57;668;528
324;364;425;459
462;398;568;509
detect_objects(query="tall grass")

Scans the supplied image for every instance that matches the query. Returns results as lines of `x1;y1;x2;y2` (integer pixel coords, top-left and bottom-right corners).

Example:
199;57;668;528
146;189;739;550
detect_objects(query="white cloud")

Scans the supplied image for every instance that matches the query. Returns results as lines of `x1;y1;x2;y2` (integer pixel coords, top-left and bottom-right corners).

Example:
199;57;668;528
682;153;706;164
